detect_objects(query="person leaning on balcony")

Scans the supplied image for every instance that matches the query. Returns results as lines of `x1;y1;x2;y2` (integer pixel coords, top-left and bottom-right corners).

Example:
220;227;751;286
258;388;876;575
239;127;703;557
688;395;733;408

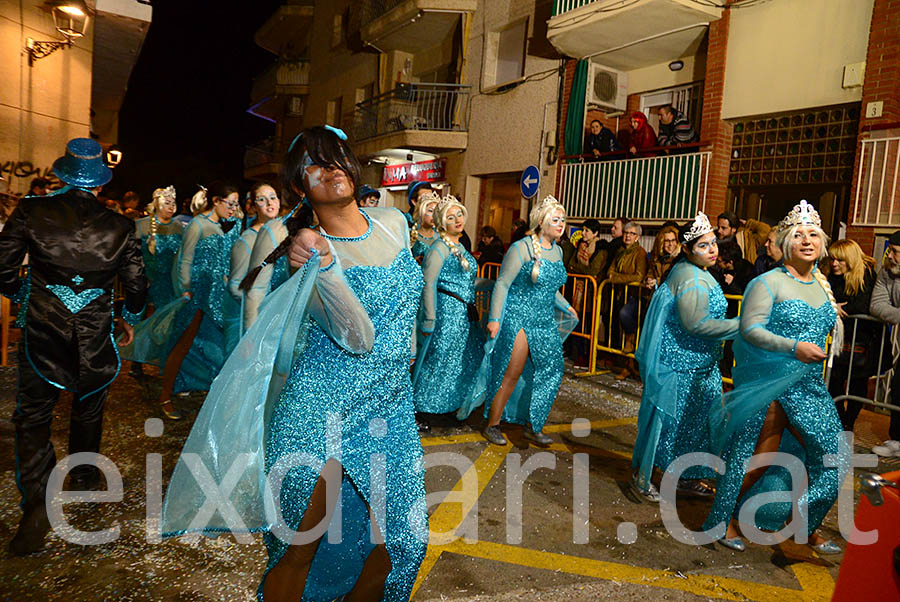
825;239;879;434
609;222;648;378
657;104;699;148
567;219;608;279
584;119;621;159
717;210;771;265
628;111;658;156
867;229;900;457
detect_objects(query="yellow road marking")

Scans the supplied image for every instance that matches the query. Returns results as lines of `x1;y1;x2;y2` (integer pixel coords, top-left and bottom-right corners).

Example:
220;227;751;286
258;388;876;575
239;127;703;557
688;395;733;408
440;538;812;602
790;563;836;602
412;443;512;596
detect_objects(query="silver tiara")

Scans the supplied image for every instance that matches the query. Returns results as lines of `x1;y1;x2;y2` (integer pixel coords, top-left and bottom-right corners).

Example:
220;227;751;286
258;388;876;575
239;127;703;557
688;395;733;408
683;212;714;242
778;199;821;230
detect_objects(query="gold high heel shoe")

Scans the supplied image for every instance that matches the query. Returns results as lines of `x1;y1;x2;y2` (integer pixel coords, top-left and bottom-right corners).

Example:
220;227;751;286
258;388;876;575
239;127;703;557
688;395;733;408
160;400;183;420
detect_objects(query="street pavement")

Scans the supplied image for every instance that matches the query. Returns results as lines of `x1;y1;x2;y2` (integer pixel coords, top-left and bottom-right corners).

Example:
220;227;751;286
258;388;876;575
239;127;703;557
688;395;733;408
0;351;895;601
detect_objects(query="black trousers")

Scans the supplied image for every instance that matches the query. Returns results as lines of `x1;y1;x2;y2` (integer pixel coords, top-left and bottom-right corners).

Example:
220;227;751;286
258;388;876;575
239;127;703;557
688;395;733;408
12;346;108;511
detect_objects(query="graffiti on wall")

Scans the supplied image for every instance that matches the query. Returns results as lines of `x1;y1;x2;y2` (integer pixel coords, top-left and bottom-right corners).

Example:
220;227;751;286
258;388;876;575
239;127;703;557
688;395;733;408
0;161;62;190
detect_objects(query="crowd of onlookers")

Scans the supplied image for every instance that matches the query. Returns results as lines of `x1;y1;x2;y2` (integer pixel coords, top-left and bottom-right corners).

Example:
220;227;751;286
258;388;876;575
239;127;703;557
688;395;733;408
583;104;700;159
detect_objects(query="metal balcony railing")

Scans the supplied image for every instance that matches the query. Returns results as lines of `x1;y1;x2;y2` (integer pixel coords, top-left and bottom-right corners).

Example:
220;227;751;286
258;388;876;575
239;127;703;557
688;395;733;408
251;59;310;101
853;137;900;226
553;0;599;16
558;146;711;221
352;83;471;142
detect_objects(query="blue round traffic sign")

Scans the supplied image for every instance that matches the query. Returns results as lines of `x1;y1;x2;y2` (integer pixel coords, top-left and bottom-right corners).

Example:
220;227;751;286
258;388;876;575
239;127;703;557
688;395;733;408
520;165;541;198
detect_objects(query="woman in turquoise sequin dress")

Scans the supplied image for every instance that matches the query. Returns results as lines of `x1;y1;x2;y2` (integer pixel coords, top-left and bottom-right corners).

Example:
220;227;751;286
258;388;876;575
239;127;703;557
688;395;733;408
464;196;577;446
410;192;439;262
157;183;239;419
704;201;846;554
413;196;483;419
135;185;184;309
225;182;281;354
240;196;298;332
632;214;739;502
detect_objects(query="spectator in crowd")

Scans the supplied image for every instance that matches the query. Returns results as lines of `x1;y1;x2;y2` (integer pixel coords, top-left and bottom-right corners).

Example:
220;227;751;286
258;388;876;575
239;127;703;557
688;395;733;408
628;111;658;155
510;218;528;243
717;211;771;264
656;104;698;147
120;191;142;219
559;229;577;266
826;239;879;433
599;216;627;274
711;239;754;295
868;230;900;456
477;225;506;266
357;184;380;208
584;119;621;158
567;218;607;279
645;224;680;289
754;228;784;276
28;178;49;197
609;222;648;376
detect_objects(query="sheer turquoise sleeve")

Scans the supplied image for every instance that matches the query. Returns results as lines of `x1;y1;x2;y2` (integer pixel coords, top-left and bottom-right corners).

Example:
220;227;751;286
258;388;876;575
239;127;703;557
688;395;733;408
740;276;795;354
304;258;375;354
489;239;527;322
245;225;279;330
420;241;448;332
228;235;253;303
672;267;739;339
173;219;201;295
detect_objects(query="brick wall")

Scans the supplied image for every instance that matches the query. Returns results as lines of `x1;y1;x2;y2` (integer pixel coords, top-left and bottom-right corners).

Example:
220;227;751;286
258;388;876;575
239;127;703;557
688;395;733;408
698;9;732;219
848;0;900;255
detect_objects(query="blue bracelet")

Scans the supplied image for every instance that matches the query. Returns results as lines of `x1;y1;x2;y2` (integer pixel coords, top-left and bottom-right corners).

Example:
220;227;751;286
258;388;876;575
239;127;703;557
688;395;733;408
791;340;798;355
121;305;145;326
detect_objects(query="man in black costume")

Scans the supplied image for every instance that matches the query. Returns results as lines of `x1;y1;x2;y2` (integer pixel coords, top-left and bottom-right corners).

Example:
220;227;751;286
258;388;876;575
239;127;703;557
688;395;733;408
0;138;147;555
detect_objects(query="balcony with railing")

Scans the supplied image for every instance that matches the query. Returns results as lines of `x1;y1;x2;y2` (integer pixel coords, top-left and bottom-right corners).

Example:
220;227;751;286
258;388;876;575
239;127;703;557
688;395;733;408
351;82;470;157
255;1;314;56
547;0;721;70
558;144;711;222
244;138;282;181
248;59;310;122
357;0;476;53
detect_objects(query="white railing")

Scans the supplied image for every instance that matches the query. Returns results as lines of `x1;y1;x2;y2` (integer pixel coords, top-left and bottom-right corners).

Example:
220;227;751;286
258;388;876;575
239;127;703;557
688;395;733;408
853;137;900;226
559;151;710;221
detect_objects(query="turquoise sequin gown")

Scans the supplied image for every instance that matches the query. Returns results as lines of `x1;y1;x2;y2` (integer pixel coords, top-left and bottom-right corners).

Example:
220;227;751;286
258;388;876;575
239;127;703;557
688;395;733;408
245;218;292;331
704;267;848;537
262;208;427;601
172;213;240;393
632;260;739;492
224;226;259;355
463;239;575;432
135;216;184;308
412;239;484;414
411;230;437;262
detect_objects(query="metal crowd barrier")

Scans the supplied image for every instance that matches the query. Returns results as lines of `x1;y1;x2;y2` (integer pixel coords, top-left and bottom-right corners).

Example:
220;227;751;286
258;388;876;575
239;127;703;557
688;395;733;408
825;314;900;418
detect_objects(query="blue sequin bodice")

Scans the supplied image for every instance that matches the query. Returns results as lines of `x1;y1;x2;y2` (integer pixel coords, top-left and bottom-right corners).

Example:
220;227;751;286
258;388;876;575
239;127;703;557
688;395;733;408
191;232;233;327
662;274;729;370
436;246;477;303
768;299;835;348
143;232;181;307
503;258;567;326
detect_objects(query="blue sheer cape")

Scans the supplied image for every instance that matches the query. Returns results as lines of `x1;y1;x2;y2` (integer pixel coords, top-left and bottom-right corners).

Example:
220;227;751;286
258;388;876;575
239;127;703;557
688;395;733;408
160;255;321;538
119;296;190;366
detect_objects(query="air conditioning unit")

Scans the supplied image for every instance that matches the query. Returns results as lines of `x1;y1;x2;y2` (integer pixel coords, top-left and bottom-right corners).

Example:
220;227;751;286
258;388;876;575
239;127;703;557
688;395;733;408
586;63;627;113
288;96;305;117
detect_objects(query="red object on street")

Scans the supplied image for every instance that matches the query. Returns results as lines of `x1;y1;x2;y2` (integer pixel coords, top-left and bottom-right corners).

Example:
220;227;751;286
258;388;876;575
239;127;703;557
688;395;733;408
832;470;900;601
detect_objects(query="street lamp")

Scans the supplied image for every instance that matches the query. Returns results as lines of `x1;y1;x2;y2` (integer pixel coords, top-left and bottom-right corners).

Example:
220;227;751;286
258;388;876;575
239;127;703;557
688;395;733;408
25;0;91;66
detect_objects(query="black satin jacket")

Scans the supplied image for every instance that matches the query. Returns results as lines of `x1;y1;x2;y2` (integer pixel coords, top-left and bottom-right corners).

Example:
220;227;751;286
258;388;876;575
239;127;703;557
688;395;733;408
0;189;147;396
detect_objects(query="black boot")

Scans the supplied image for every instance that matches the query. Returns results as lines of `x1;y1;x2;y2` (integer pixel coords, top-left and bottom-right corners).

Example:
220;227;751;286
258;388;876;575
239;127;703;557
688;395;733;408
9;503;50;556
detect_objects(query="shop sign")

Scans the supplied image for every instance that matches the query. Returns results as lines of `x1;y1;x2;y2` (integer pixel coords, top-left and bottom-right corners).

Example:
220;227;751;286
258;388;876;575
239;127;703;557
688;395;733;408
381;158;446;187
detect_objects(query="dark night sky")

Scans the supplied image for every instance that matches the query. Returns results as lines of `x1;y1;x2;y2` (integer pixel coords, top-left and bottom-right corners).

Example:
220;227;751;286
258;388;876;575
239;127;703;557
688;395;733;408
113;0;285;204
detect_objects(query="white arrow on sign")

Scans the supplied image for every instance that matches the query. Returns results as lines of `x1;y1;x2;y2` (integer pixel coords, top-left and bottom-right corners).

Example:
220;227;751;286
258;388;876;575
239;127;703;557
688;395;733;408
523;175;537;188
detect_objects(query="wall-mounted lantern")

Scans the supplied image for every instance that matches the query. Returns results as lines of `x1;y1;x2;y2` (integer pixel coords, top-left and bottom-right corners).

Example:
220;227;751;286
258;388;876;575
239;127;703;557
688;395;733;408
25;0;91;66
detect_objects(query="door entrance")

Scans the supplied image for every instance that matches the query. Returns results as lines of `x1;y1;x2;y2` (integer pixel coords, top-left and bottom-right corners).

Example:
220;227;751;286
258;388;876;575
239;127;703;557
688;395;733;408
478;174;524;245
729;184;848;241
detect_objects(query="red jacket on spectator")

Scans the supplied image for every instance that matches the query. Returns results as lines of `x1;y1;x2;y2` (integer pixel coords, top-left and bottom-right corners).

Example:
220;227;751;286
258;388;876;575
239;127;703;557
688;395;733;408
629;111;658;154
